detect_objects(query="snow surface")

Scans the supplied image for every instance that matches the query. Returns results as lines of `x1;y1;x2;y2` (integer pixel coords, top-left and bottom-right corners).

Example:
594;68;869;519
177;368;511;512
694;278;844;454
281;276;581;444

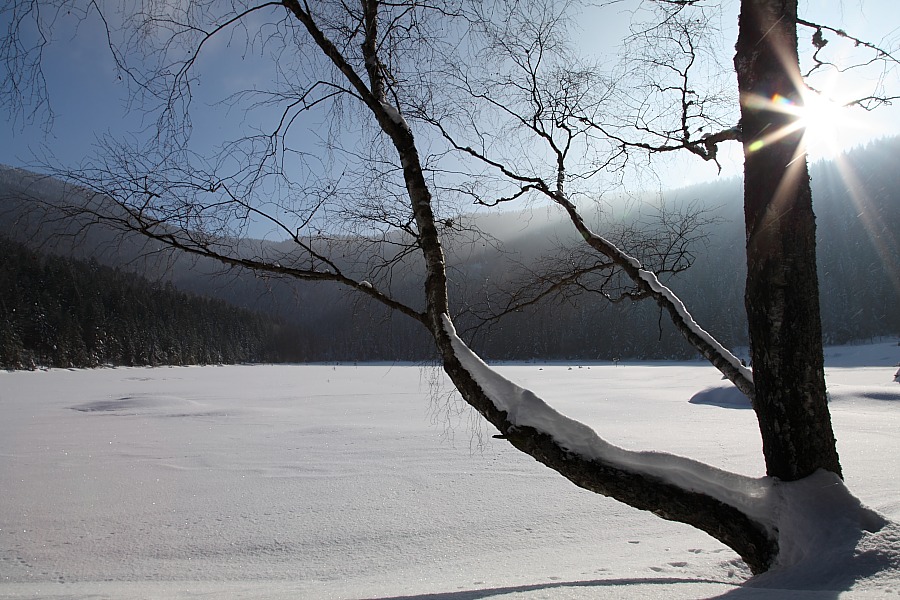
1;341;899;599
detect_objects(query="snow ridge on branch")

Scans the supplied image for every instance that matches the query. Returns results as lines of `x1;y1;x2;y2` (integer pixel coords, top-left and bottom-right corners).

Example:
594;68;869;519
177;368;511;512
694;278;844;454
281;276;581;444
442;314;768;522
636;268;754;383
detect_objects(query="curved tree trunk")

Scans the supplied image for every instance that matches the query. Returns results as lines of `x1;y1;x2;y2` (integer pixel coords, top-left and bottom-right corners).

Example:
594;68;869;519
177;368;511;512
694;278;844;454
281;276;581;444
734;0;842;481
391;88;779;575
431;325;778;574
355;15;778;574
293;0;784;573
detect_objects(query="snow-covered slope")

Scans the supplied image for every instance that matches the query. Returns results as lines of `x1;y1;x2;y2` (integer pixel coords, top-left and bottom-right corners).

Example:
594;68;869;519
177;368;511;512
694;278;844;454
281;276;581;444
1;342;898;598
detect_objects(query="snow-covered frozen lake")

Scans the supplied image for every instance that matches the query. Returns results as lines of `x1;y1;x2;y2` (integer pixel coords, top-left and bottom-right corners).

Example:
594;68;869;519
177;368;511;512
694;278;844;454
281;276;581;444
2;342;899;599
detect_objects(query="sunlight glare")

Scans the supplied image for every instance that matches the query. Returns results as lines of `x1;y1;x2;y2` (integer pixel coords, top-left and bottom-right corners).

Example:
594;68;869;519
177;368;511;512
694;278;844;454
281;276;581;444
796;89;858;158
744;87;866;160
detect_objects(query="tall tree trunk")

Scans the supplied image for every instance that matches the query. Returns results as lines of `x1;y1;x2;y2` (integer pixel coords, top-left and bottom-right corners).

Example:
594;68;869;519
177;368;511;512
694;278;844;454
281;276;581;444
734;0;841;481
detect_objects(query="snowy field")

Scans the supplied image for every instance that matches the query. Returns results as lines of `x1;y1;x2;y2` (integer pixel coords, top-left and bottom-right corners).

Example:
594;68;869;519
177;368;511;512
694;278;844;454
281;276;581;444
1;342;899;599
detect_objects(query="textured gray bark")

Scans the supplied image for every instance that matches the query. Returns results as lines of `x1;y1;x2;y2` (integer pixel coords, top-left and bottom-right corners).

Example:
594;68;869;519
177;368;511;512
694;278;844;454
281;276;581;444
734;0;842;481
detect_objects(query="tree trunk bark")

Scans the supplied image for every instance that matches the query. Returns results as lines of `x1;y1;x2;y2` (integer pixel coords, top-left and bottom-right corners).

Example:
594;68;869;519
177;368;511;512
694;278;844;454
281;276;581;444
734;0;841;481
292;0;781;572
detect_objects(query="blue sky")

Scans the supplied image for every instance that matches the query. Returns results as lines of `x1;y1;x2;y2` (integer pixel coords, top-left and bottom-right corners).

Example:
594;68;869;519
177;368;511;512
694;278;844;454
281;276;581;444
2;0;898;192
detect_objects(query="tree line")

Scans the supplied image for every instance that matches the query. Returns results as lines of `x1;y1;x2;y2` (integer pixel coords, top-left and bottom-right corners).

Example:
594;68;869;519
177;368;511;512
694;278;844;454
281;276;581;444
2;136;898;366
0;236;312;369
189;138;899;363
3;137;897;366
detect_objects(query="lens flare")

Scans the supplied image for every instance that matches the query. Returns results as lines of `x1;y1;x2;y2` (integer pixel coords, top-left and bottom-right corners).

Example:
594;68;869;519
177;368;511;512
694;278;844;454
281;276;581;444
743;88;863;159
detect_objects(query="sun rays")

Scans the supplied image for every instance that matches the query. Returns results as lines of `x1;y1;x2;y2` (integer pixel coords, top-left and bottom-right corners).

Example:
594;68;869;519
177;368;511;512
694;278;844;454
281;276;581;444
741;82;900;299
741;86;866;161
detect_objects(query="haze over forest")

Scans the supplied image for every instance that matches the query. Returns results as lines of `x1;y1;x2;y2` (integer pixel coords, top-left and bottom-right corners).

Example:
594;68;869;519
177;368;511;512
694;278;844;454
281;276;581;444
2;136;898;365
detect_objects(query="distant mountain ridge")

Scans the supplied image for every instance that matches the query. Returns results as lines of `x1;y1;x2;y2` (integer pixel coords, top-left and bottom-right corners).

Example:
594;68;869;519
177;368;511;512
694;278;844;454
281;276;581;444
2;136;898;361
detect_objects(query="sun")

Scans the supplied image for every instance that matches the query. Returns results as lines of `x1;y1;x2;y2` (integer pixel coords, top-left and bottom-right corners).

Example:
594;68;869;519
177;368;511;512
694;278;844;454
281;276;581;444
745;87;862;159
794;89;853;156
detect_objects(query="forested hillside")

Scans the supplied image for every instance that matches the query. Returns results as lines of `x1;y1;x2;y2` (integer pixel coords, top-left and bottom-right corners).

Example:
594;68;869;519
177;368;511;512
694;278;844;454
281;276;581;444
453;138;900;359
0;237;311;369
2;138;898;362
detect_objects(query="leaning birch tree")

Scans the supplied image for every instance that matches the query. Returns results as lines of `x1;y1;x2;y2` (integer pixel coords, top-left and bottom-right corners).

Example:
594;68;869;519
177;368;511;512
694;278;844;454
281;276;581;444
2;0;898;577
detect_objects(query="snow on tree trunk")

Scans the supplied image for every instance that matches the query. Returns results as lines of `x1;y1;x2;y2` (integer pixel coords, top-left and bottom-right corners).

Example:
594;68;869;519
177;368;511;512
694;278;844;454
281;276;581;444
734;0;841;481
